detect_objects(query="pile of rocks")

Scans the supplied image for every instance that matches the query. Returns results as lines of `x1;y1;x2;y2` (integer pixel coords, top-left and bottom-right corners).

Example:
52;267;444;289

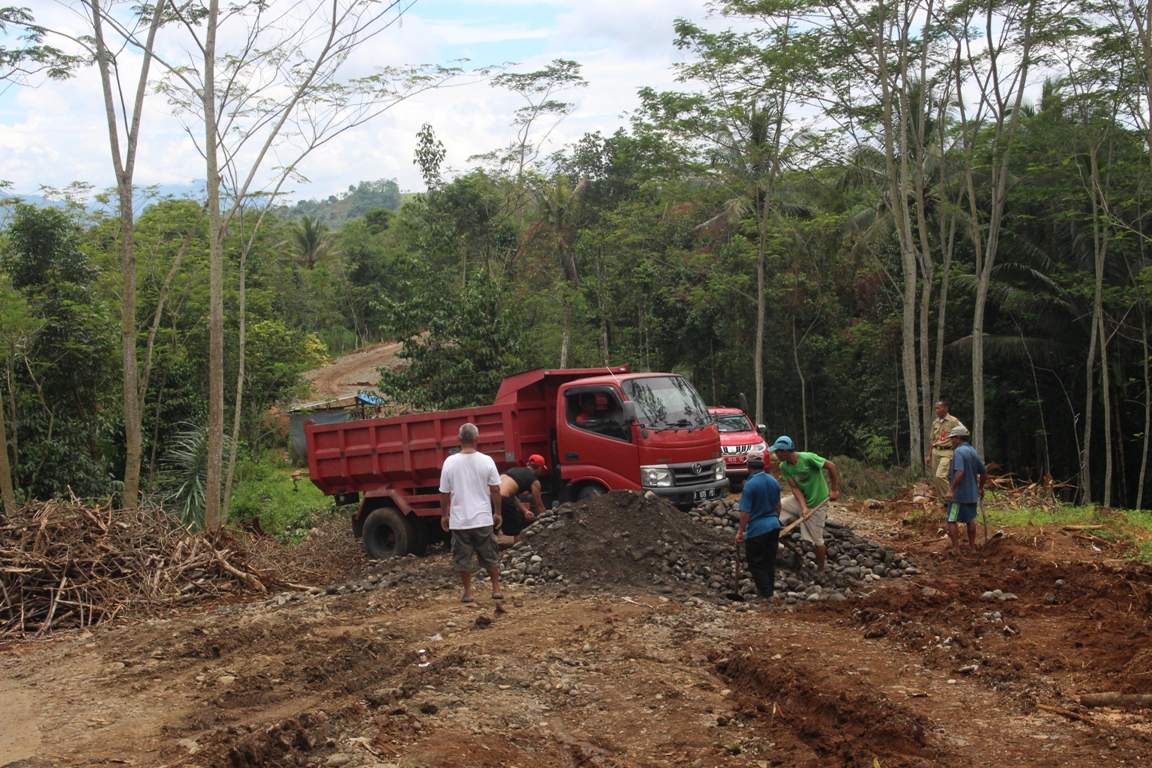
499;491;733;598
501;492;921;604
689;498;921;602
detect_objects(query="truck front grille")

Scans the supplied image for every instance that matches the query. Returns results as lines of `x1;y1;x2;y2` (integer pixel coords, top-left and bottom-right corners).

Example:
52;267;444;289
672;461;721;485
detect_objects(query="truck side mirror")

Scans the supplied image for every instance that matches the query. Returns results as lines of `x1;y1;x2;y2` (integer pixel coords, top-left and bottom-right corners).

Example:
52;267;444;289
621;402;637;424
757;424;767;435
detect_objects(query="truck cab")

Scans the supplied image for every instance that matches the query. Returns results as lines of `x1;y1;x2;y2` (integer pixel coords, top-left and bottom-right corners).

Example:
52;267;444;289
557;374;728;508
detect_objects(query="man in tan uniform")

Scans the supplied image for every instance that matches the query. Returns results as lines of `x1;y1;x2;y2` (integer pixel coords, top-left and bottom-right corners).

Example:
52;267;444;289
925;400;961;510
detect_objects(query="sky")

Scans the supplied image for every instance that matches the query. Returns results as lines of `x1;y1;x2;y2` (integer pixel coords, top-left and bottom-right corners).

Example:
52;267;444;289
0;0;713;202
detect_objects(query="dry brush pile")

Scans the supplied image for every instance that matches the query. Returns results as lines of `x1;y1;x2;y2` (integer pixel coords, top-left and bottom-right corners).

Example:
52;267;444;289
0;500;292;638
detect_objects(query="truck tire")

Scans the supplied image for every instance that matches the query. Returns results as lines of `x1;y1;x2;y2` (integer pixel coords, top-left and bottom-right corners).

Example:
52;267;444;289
362;507;412;560
575;484;606;501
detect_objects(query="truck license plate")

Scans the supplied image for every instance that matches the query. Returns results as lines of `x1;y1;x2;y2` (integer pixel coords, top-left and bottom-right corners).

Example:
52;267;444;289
694;488;718;502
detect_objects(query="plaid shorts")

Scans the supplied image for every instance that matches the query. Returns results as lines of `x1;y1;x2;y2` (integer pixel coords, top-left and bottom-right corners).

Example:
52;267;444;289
451;525;500;571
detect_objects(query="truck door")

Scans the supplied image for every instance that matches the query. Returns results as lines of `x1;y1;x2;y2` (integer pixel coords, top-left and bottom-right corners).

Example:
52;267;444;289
556;386;640;493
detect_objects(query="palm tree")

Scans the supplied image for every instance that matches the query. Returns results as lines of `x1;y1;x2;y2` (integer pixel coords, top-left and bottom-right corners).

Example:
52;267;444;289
293;216;332;269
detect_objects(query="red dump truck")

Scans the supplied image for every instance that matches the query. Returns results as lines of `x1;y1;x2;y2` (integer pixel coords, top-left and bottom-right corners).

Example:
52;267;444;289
305;366;728;559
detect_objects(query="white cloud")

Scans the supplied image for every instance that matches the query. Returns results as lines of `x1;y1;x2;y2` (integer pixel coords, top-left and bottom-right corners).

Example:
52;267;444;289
1;0;717;199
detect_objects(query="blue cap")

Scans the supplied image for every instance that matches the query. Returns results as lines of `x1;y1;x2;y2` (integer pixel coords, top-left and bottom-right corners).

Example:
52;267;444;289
769;436;794;452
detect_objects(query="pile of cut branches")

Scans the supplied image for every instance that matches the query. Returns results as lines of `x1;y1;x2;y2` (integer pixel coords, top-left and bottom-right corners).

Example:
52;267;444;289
0;500;288;638
986;474;1077;511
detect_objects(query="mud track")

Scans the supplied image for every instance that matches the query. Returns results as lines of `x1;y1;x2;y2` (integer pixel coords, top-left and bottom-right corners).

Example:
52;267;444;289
300;341;404;403
2;502;1151;768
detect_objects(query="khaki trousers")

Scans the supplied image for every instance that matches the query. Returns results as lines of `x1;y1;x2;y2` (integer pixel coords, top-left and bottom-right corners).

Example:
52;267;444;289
930;448;953;503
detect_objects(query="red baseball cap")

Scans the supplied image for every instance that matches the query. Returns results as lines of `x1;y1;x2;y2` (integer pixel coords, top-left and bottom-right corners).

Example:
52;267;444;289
527;454;549;471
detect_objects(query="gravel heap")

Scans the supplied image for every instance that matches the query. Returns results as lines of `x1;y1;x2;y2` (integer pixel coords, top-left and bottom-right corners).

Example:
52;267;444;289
501;491;921;604
689;498;922;602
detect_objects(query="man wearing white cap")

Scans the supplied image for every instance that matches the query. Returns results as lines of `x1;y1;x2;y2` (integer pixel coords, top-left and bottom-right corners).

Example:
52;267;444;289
770;436;840;573
944;424;988;554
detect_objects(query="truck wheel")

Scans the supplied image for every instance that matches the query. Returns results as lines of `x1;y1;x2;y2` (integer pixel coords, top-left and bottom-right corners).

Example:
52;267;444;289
362;507;411;560
575;484;606;501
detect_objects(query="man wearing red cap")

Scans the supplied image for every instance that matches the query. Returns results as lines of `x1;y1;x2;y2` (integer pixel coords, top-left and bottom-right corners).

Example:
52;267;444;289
496;454;549;541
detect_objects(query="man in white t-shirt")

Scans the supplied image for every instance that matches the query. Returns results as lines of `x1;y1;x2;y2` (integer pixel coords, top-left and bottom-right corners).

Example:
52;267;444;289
439;423;504;602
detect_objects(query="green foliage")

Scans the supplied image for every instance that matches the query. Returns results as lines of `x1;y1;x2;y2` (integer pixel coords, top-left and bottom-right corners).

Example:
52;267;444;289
379;269;525;410
160;424;214;527
228;455;336;542
276;179;401;226
244;320;329;412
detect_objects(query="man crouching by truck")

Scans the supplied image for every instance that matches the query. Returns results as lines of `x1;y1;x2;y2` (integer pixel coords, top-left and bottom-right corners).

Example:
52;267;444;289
497;454;548;542
439;423;505;602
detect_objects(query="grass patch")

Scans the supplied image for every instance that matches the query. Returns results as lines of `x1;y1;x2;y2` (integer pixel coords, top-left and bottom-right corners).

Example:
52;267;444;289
979;499;1152;563
228;454;340;542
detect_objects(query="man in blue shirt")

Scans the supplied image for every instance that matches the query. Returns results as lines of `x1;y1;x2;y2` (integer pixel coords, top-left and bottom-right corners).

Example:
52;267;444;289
943;424;988;555
735;450;782;599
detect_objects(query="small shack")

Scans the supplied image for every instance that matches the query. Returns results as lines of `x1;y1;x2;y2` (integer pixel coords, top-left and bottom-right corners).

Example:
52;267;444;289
287;392;386;465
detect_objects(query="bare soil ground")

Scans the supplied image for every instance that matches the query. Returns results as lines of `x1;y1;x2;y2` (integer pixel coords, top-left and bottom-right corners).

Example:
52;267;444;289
300;341;405;403
2;497;1151;768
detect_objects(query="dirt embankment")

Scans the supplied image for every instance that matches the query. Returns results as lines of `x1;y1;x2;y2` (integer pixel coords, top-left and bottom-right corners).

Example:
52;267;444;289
2;493;1151;768
300;340;405;403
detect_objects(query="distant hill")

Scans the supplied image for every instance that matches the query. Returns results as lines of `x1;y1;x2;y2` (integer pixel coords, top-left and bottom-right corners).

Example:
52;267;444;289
275;179;404;227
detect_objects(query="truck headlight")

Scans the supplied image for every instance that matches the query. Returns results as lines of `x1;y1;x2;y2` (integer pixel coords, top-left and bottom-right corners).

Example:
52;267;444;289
751;441;767;454
714;462;726;481
640;465;673;487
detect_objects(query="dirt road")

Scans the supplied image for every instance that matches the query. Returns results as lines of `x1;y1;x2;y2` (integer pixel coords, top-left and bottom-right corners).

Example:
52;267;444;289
2;500;1150;768
300;341;405;403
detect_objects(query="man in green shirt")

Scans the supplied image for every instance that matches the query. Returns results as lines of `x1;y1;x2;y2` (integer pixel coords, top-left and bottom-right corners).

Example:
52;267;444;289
770;436;840;573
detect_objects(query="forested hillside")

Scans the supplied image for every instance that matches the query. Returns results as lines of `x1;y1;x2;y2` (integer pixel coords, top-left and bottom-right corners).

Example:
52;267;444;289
3;0;1152;520
275;179;403;226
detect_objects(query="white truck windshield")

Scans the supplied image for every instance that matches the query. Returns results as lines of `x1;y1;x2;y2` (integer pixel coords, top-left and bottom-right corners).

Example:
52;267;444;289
622;376;712;430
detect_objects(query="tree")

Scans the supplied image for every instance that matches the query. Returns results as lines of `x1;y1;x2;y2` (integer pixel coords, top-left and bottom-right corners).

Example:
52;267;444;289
3;0;169;507
640;11;814;426
379;270;525;410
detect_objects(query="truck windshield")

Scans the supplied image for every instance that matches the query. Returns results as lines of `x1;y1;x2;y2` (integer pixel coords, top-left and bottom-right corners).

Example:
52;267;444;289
714;414;754;433
622;376;712;430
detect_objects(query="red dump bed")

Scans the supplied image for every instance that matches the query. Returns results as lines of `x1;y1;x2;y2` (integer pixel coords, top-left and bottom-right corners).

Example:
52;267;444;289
305;366;630;497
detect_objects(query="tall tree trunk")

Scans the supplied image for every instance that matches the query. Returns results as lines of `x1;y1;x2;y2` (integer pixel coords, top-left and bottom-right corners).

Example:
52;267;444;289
1081;316;1098;504
933;212;956;405
203;0;225;531
88;0;167;508
965;0;1037;458
222;221;248;521
0;380;16;513
754;210;767;426
918;260;933;464
792;318;808;450
1139;310;1150;510
1099;314;1113;507
559;299;570;368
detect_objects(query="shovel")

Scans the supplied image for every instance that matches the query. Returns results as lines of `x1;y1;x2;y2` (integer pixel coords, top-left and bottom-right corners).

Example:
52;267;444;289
727;546;745;601
979;497;989;548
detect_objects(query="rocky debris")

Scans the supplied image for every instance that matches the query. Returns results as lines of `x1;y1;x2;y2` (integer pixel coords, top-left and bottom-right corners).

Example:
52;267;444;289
981;589;1019;602
500;491;921;604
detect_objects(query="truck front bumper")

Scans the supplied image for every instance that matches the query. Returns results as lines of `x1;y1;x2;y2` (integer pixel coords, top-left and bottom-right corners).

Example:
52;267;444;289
647;478;730;510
